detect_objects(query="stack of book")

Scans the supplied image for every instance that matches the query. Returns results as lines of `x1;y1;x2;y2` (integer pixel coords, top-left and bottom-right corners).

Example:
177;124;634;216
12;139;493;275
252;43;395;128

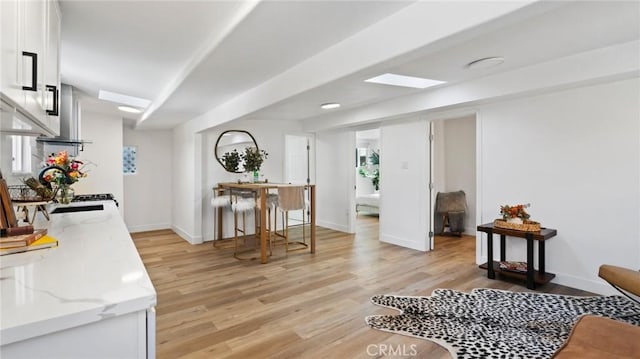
0;229;58;255
1;170;58;255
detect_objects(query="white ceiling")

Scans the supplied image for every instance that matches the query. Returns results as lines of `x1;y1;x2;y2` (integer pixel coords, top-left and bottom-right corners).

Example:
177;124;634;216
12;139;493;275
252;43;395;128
59;0;640;130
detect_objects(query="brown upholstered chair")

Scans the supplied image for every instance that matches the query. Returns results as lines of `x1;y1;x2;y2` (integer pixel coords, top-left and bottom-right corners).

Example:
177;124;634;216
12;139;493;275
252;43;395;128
598;264;640;303
552;265;640;358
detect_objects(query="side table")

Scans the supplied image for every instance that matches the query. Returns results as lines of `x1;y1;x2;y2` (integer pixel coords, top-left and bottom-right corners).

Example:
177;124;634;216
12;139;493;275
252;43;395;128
477;222;557;289
15;201;51;224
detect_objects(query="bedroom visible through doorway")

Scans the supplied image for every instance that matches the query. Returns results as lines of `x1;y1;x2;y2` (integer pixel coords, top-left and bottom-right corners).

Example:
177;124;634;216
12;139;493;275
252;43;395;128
355;127;380;241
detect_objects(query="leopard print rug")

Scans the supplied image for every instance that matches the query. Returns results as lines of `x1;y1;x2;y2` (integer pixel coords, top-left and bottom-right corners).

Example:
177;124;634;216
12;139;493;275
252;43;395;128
365;288;640;359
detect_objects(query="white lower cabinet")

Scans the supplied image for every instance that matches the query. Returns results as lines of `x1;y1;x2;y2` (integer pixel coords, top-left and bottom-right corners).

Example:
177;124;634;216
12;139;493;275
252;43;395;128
0;308;156;359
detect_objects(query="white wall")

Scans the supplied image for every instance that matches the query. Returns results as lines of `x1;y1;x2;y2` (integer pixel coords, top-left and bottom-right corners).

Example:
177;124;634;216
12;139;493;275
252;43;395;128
123;127;172;232
477;78;640;295
316;130;354;233
380;119;430;251
72;111;124;214
201;119;304;241
171;125;202;244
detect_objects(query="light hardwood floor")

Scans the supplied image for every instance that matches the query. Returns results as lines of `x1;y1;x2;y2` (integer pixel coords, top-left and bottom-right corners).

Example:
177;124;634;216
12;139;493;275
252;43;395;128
132;216;592;359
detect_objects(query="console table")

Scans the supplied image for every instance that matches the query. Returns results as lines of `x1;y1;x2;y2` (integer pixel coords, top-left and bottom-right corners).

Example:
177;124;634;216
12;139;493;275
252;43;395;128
477;222;557;289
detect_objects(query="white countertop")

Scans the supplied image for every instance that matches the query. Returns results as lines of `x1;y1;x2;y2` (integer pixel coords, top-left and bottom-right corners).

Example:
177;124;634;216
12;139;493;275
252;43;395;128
0;201;157;345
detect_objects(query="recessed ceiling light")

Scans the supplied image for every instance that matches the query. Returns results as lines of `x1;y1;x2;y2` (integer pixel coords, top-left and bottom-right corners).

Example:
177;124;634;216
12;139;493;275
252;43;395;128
364;73;446;89
118;105;142;114
320;103;341;110
465;56;505;70
99;90;151;108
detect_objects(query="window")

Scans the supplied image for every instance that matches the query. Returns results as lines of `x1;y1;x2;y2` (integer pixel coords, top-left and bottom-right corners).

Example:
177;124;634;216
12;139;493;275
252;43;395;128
123;146;137;174
11;136;33;174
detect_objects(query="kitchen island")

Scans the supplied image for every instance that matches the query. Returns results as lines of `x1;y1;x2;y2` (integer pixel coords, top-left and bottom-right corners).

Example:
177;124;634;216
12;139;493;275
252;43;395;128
0;201;156;358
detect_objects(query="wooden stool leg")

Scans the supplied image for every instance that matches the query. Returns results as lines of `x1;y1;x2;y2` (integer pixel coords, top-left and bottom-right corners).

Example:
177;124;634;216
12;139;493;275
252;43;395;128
234;210;240;254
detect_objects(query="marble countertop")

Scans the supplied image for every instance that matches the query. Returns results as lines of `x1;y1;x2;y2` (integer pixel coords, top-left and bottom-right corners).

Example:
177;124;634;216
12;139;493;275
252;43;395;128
0;201;157;345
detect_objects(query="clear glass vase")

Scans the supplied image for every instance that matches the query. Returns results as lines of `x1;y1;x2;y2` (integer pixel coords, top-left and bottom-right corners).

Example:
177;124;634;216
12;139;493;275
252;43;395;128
56;185;74;204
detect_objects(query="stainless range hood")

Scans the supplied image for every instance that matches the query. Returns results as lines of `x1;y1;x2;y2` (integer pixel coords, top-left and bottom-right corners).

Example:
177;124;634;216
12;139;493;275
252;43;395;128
37;84;91;152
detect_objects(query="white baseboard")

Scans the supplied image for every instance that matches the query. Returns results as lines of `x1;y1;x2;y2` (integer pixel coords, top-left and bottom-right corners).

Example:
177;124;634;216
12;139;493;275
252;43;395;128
317;220;350;233
551;272;619;296
127;223;171;233
380;233;428;252
171;225;203;245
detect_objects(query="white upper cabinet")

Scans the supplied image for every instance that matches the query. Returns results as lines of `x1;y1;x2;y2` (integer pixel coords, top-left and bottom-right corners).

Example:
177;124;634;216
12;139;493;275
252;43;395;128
0;0;60;136
1;0;22;103
44;0;61;135
20;0;47;123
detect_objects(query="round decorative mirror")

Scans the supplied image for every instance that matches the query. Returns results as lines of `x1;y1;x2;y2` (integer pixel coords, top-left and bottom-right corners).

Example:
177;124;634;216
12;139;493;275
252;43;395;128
215;130;258;173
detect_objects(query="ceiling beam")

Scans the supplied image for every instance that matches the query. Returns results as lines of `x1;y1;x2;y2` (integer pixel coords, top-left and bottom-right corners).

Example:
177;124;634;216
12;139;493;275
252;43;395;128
181;0;539;134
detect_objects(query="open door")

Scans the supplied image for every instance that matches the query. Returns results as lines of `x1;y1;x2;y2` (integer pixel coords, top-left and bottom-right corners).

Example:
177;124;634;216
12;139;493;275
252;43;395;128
430;115;477;249
379;120;432;251
284;133;315;224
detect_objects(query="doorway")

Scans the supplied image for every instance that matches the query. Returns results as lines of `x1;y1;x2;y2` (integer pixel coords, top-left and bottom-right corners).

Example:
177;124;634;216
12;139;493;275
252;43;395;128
431;115;477;250
355;128;380;217
283;133;315;225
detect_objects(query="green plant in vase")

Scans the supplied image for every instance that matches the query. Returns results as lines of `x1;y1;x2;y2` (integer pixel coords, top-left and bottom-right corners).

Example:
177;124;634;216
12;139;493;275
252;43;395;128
358;150;380;190
221;149;241;172
241;147;268;182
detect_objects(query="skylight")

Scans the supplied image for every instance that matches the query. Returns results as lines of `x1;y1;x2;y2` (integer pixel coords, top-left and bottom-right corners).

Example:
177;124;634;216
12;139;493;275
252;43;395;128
364;73;445;89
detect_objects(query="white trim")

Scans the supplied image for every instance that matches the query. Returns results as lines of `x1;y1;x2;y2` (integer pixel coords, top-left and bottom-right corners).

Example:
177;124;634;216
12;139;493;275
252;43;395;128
317;220;350;234
171;224;202;244
127;223;172;233
475;112;484;265
380;233;427;252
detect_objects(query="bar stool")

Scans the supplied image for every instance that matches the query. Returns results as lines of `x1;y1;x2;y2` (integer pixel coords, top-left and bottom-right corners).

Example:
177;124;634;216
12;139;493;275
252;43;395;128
211;187;231;249
231;191;258;260
256;191;279;255
274;186;308;252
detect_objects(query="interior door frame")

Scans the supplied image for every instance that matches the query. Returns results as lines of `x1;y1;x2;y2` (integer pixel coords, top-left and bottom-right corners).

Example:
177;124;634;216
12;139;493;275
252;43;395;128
283;132;315;185
283;132;316;225
428;120;435;250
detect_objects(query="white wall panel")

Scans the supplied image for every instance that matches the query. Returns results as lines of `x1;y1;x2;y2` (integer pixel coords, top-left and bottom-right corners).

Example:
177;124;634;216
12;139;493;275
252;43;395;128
123;128;172;233
171;124;198;243
315;130;354;233
478;78;640;294
72;111;124;215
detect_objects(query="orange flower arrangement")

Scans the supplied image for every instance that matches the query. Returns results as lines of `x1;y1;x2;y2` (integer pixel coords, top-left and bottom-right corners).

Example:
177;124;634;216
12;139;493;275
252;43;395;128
41;150;87;185
500;203;531;220
38;151;89;204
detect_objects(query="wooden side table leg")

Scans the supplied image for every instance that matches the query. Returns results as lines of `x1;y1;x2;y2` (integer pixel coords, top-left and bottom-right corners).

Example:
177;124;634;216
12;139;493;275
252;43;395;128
39;205;50;221
487;230;495;279
539;240;546;275
500;234;506;262
30;206;38;224
526;233;535;289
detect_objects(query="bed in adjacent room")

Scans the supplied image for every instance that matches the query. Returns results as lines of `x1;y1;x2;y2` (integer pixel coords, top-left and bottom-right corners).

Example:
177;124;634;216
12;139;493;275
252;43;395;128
356;192;380;214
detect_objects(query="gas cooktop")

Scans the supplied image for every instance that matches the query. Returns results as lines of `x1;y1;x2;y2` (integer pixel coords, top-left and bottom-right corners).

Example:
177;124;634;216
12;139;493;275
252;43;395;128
72;193;119;207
